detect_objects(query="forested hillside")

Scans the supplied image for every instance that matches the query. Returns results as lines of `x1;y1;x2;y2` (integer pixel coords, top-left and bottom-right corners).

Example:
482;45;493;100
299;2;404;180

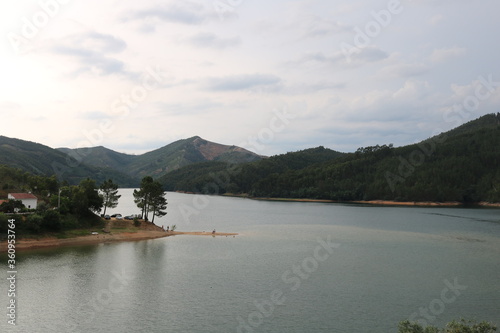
159;146;345;194
0;165;58;198
2;114;499;203
160;114;500;203
58;136;262;179
0;135;260;187
0;136;136;186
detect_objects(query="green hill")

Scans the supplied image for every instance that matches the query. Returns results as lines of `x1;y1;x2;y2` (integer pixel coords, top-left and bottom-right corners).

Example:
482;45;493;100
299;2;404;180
0;135;261;187
159;146;345;194
159;114;500;203
58;136;262;179
0;136;136;186
57;146;136;172
3;114;499;203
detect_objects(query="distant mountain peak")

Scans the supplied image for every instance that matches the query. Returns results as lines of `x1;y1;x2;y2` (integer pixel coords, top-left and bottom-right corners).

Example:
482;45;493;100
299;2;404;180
190;136;254;161
56;136;262;180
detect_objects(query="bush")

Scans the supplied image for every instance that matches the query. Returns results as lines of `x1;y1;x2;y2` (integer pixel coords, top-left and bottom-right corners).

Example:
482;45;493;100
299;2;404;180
0;200;24;213
398;319;497;333
446;319;497;333
0;213;8;237
41;210;62;232
25;214;43;234
133;217;141;227
60;215;80;230
36;201;49;213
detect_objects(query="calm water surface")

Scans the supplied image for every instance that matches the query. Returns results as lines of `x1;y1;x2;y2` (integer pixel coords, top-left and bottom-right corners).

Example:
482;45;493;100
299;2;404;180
1;190;499;332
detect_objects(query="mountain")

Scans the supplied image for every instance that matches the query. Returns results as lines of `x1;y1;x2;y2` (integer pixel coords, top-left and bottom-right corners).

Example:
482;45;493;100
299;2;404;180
158;114;500;203
4;114;499;203
57;146;136;172
0;135;261;186
159;146;345;193
58;136;262;179
0;136;137;186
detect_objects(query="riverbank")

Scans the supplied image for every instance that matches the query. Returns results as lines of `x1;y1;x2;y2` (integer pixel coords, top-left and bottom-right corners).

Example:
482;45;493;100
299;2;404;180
247;196;463;206
350;200;463;207
222;194;500;207
0;230;238;252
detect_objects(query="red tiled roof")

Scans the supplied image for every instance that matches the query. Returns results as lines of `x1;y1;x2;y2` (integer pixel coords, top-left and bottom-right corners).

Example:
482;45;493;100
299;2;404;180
8;193;38;200
0;200;8;205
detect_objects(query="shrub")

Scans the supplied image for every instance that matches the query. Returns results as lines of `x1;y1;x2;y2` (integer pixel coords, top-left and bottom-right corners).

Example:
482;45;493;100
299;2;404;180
0;213;8;237
41;210;62;232
36;201;49;213
398;319;497;333
60;215;80;230
446;319;497;333
25;214;43;234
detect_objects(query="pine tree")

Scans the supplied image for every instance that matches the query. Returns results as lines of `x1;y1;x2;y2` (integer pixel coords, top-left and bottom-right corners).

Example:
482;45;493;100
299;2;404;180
134;176;156;221
99;179;121;216
149;182;167;223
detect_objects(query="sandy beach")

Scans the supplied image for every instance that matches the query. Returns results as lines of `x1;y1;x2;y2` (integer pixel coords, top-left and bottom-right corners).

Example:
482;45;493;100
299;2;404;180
0;221;238;252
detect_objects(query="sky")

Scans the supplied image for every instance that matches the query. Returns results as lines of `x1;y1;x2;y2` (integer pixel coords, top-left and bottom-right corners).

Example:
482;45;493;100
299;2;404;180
1;0;499;156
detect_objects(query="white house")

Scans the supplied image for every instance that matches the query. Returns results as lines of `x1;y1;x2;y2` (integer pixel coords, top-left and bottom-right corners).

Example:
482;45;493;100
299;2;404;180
8;193;38;209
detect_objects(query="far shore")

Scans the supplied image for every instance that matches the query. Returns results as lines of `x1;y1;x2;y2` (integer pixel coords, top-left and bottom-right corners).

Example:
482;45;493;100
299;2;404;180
249;197;464;206
350;200;463;207
176;191;500;208
0;229;238;253
218;193;500;207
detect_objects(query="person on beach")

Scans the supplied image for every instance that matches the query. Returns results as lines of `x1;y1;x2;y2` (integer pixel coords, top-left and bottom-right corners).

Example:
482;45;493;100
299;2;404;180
212;229;215;234
167;226;169;232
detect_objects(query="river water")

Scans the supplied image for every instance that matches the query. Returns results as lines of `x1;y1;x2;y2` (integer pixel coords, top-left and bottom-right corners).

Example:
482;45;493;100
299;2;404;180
1;190;499;332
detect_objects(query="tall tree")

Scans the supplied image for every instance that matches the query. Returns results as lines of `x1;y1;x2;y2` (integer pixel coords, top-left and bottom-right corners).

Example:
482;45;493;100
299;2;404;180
134;176;154;220
99;179;121;216
71;178;103;216
149;182;167;223
134;176;167;222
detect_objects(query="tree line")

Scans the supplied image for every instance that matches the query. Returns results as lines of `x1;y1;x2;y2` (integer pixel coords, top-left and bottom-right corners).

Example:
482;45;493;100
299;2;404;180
0;166;167;238
158;114;500;204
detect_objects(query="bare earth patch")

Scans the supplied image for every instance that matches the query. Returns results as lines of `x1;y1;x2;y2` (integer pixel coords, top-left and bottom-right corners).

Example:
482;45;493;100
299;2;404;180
0;218;238;252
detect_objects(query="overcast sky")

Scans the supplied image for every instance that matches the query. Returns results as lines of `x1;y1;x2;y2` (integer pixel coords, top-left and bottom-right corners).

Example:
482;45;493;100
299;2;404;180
1;0;499;156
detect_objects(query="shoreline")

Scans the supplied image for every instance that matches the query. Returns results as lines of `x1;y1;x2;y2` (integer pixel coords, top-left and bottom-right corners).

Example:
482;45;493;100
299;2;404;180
349;200;463;207
221;194;500;207
0;230;239;252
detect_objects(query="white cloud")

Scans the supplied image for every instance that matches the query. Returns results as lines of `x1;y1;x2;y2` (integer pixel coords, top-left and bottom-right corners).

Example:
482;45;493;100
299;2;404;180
297;15;350;38
0;0;499;156
203;74;282;92
379;63;430;78
187;33;240;49
430;47;466;63
294;46;388;67
430;14;444;26
46;31;128;77
126;2;217;26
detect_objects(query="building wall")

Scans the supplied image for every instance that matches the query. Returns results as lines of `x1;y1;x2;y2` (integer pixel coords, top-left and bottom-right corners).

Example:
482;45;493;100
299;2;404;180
22;198;38;209
7;195;38;209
